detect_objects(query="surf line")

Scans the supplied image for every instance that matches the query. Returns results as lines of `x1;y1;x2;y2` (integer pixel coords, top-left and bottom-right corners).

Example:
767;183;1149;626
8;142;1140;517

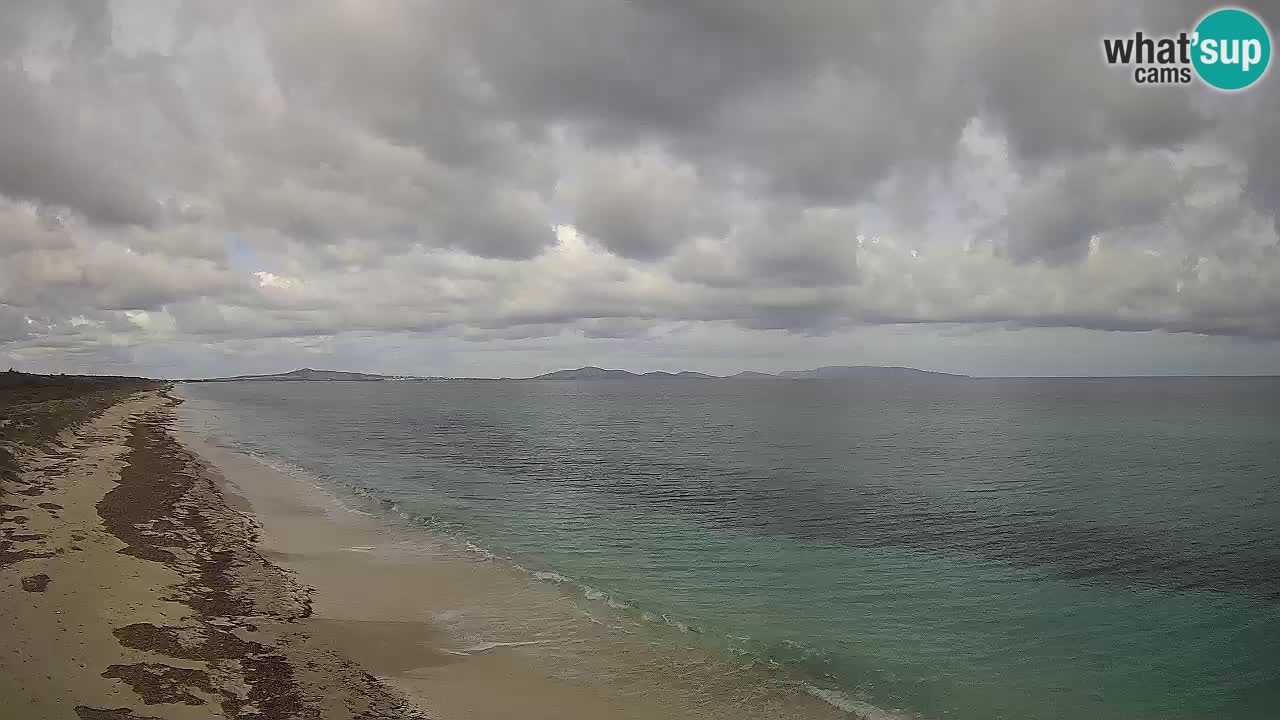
442;638;585;657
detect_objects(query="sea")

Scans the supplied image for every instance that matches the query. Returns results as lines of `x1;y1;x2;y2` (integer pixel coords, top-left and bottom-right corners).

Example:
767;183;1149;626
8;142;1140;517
175;377;1280;719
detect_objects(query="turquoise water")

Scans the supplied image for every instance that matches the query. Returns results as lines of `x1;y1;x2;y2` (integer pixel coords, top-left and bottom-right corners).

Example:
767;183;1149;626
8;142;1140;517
178;378;1280;719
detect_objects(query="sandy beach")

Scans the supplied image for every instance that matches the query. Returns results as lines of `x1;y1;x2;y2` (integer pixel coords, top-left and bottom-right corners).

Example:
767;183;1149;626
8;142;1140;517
1;386;421;719
3;384;849;719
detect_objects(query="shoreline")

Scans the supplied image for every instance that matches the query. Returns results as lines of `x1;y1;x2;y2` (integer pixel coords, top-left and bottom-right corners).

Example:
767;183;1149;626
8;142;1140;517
2;388;423;718
4;385;859;719
176;396;860;719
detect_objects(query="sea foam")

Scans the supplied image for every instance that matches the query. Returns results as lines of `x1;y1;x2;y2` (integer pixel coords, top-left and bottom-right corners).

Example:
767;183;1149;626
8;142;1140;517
802;683;920;720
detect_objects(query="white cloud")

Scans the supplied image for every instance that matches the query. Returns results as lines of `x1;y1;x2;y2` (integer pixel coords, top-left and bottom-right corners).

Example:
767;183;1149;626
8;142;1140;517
253;271;300;290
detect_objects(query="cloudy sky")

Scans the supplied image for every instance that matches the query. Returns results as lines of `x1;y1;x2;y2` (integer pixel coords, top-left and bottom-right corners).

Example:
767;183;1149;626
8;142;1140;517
2;0;1279;378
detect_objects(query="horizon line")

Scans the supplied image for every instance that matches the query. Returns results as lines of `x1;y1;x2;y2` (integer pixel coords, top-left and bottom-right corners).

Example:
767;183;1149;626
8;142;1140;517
12;368;1277;382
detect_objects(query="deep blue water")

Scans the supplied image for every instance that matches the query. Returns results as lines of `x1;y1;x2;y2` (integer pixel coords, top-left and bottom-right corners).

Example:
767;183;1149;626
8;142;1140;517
179;377;1280;719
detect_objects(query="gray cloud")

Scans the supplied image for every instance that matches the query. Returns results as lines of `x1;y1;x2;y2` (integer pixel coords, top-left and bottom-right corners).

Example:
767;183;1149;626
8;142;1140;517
971;0;1213;165
1000;152;1186;264
1242;89;1280;238
567;149;721;260
0;64;158;226
1;0;1279;377
0;305;34;343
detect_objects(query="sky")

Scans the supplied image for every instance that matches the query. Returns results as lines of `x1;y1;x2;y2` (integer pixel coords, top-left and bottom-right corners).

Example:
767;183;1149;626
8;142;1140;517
2;0;1280;379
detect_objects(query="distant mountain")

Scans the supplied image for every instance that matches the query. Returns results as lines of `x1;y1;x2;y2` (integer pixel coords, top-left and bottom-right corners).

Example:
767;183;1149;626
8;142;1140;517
188;368;405;382
641;370;717;379
524;365;964;380
529;367;717;380
188;365;967;383
727;371;784;379
776;365;968;379
529;366;639;380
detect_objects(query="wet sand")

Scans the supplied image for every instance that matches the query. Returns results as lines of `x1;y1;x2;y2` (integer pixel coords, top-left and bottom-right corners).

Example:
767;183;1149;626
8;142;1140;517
3;386;853;719
1;389;420;718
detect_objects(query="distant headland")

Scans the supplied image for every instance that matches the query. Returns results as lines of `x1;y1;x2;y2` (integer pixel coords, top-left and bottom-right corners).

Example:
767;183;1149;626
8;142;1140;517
182;365;969;382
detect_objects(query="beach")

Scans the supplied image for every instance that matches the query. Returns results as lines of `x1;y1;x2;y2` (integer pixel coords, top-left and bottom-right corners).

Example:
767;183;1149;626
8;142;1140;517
8;377;1278;719
1;386;420;718
2;385;850;719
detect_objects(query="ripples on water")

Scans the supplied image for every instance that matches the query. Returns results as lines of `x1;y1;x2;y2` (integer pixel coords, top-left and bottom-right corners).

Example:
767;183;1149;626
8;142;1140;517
179;377;1280;719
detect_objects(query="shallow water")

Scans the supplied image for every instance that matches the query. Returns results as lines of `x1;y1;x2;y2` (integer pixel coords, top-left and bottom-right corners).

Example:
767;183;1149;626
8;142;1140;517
177;377;1280;719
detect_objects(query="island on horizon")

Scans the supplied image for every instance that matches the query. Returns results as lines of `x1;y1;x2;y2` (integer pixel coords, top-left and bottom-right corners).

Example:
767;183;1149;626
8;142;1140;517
181;365;971;383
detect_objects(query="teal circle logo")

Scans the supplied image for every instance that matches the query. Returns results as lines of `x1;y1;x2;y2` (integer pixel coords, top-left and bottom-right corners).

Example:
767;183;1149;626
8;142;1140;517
1192;8;1271;90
